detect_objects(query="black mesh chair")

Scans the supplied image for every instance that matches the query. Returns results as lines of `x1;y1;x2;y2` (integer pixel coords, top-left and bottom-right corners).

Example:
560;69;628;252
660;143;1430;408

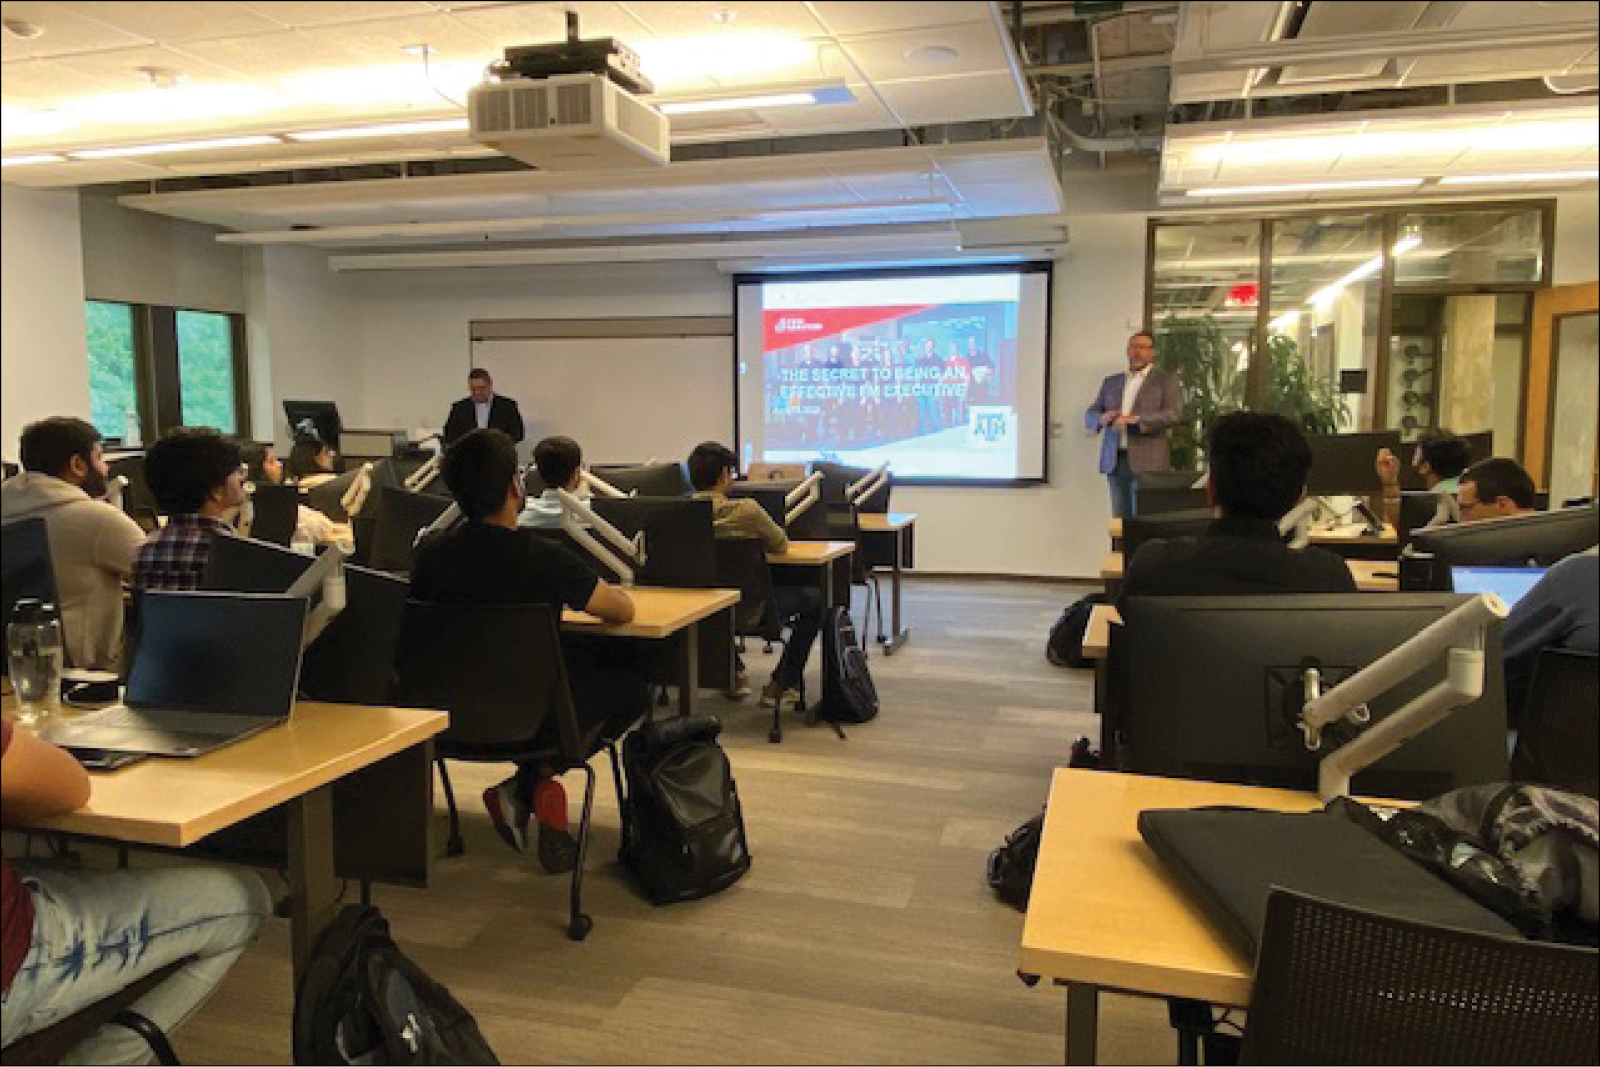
1240;887;1600;1064
1511;648;1599;797
2;956;193;1065
396;601;625;941
714;537;797;741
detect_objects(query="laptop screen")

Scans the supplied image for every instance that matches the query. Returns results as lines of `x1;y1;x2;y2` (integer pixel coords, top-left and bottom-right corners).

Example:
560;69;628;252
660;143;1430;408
126;592;308;718
1449;565;1548;608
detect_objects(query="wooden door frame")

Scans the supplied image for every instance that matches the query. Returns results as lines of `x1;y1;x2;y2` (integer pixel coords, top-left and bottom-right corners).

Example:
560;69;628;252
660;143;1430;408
1525;281;1600;489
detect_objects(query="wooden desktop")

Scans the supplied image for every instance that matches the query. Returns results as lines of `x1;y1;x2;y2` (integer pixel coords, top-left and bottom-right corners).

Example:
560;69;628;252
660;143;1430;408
563;586;740;718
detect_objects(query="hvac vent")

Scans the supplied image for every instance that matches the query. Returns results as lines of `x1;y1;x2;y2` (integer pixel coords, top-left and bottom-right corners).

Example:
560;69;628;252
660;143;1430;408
468;72;668;170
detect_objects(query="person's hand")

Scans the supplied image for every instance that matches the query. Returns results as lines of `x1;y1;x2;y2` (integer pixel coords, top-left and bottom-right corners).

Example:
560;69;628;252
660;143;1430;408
1375;447;1400;487
1099;410;1119;428
1113;414;1140;428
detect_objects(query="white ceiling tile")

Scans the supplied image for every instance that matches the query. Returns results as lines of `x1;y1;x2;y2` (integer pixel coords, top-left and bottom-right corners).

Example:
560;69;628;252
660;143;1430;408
872;70;1029;125
808;1;994;37
831;22;1011;82
444;1;643;48
53;2;288;41
618;1;826;39
47;43;256;87
233;1;441;29
0;1;152;59
1;57;130;104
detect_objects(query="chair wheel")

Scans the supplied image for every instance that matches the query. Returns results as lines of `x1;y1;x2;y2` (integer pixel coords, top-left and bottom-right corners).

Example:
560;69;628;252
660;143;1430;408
568;913;594;941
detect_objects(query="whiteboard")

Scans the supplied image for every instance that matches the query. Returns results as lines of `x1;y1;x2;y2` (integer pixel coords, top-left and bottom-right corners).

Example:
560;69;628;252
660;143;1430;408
472;335;735;466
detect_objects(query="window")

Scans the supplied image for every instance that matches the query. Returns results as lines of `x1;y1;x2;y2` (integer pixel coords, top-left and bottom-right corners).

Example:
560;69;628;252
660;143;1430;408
85;301;140;441
82;302;249;442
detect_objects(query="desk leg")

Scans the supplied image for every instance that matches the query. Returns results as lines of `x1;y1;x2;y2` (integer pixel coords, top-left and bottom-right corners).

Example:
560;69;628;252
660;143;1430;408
1065;983;1100;1065
676;621;699;719
879;527;910;655
287;785;340;982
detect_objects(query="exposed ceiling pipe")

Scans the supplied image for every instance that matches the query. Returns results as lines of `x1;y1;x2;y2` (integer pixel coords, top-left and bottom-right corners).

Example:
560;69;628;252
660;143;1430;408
1058;124;1162;154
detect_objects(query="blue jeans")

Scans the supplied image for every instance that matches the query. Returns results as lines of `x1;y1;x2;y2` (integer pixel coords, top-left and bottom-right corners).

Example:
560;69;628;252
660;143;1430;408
1107;450;1139;518
1;863;271;1065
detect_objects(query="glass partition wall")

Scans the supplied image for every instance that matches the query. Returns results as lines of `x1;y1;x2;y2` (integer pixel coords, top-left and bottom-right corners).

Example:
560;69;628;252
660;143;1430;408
1148;202;1553;472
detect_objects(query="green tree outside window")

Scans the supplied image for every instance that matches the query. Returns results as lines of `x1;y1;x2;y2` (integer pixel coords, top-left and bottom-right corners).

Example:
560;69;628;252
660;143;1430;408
177;310;237;434
85;301;139;441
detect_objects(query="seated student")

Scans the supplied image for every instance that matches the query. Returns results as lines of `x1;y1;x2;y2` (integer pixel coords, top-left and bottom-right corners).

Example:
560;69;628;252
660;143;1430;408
1501;549;1599;720
1120;412;1357;603
0;417;147;670
240;441;338;545
133;429;245;592
285;436;337;487
1;721;271;1065
517;435;581;530
409;429;646;874
1456;457;1540;523
1376;430;1472;530
687;441;823;710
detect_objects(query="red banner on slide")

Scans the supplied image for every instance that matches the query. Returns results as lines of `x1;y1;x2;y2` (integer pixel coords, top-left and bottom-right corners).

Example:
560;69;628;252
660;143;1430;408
763;305;933;353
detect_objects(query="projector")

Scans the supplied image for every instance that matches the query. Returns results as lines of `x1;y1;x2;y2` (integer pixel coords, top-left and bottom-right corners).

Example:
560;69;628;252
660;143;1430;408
468;32;669;171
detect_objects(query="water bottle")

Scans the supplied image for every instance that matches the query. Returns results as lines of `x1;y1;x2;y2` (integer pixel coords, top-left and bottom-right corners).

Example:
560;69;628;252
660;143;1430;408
7;599;63;728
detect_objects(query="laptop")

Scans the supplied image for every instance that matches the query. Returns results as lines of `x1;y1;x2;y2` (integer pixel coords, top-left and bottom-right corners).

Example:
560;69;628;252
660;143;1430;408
1137;807;1518;956
43;591;308;758
1449;565;1548;608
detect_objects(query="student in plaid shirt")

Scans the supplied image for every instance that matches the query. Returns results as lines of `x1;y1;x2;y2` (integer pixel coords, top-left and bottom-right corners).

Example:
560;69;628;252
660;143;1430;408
132;429;246;592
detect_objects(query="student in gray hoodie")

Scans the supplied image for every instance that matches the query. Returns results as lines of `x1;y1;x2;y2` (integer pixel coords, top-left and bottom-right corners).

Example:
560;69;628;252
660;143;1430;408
1;417;147;670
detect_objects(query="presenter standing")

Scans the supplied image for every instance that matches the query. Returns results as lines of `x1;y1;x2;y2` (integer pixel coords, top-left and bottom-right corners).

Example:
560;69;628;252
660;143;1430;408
444;368;525;446
1084;331;1183;518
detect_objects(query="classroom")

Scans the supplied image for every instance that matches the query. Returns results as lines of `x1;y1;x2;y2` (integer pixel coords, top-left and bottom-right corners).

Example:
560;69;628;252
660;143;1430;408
2;2;1598;1064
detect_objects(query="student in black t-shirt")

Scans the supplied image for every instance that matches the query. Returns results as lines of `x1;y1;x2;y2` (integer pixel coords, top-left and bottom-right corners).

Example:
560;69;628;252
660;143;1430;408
1119;412;1356;604
410;429;644;874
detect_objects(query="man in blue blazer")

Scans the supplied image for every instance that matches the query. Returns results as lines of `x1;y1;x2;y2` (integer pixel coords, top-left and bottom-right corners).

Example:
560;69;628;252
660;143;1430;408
444;368;525;445
1084;331;1184;517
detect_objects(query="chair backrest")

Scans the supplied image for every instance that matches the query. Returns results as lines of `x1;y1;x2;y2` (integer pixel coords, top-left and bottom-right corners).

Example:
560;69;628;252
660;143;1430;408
299;565;411;705
1;518;60;676
1512;647;1600;797
396;601;581;759
714;536;779;637
1241;887;1599;1064
248;483;300;546
368;486;453;575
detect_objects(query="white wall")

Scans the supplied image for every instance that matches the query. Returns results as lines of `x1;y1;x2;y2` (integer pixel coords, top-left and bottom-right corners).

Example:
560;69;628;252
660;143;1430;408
1;184;89;458
79;192;247;313
1554;190;1599;284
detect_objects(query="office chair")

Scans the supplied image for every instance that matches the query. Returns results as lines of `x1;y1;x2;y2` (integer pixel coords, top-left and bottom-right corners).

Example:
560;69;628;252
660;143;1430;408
2;956;194;1065
1511;648;1599;798
713;537;795;741
396;601;627;941
1240;887;1599;1064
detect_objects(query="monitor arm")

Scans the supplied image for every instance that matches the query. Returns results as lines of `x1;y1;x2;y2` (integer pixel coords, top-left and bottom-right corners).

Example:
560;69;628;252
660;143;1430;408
287;545;348;646
847;463;890;507
107;474;128;510
1278;496;1321;549
580;470;630;499
784;471;823;526
342;462;375;516
1299;592;1508;801
555;488;645;586
404;453;442;493
414;501;463;549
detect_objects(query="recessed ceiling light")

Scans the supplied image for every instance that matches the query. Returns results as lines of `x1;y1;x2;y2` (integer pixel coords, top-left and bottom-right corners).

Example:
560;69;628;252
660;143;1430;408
2;18;43;40
286;119;469;141
1440;169;1600;185
1186;178;1424;197
403;43;434;56
70;135;282;160
710;7;737;24
906;45;960;65
135;65;185;89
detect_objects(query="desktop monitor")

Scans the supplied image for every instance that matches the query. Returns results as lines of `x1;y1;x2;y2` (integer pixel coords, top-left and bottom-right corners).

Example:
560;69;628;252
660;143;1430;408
1137;487;1209;515
283;399;343;450
1406;505;1599;586
1115;592;1508;799
298;564;409;705
730;481;791;529
106;452;158;525
202;532;317;593
591;462;688;497
589;497;716;587
248;484;300;547
1305;431;1402;496
1395;490;1455;544
367;487;454;575
304;469;361;521
2;518;58;676
1123;508;1215;562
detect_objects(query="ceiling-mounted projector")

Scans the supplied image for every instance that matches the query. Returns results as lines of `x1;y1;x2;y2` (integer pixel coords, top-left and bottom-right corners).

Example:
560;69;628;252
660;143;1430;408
468;14;669;170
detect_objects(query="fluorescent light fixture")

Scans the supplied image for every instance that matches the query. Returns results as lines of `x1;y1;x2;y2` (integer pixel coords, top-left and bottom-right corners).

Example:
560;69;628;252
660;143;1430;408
1308;235;1422;306
286;119;469;142
1185;117;1599;167
660;92;815;115
634;35;818;90
70;135;282;159
1;153;66;167
1187;178;1423;197
1440;169;1600;185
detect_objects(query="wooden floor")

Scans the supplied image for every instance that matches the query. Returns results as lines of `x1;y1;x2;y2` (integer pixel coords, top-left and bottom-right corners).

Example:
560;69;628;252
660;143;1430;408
176;578;1179;1065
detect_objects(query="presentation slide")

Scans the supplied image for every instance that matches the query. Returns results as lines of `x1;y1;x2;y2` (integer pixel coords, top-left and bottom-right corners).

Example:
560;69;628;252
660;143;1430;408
735;265;1051;482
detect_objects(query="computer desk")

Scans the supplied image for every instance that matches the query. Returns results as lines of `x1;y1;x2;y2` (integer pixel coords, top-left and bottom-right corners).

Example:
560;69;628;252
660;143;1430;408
3;698;447;981
1099;553;1399;595
562;586;740;718
1020;768;1407;1065
857;512;917;654
768;540;856;611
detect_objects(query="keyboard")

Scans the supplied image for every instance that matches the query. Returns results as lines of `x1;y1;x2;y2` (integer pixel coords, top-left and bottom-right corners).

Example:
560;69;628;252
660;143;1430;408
79;705;272;737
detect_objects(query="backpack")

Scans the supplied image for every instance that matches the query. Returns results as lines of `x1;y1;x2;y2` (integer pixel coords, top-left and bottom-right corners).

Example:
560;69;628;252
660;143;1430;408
987;811;1046;908
620;715;752;904
293;905;500;1065
816;606;879;724
1047;593;1106;668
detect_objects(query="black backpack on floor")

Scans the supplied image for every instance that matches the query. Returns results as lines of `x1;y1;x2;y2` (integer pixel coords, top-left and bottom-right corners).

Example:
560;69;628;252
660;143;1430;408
987;811;1047;909
620;715;752;904
293;904;500;1065
817;605;879;724
1047;593;1106;668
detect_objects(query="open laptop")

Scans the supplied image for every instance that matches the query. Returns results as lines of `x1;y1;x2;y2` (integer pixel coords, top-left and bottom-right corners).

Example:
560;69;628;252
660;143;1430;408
1449;565;1548;609
43;591;308;758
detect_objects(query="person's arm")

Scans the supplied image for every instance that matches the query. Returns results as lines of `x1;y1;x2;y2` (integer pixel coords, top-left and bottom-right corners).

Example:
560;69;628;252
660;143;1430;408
1084;377;1116;432
743;500;790;554
442;400;468;445
1;724;91;823
503;398;525;444
1374;447;1402;531
583;581;635;624
93;507;152;578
